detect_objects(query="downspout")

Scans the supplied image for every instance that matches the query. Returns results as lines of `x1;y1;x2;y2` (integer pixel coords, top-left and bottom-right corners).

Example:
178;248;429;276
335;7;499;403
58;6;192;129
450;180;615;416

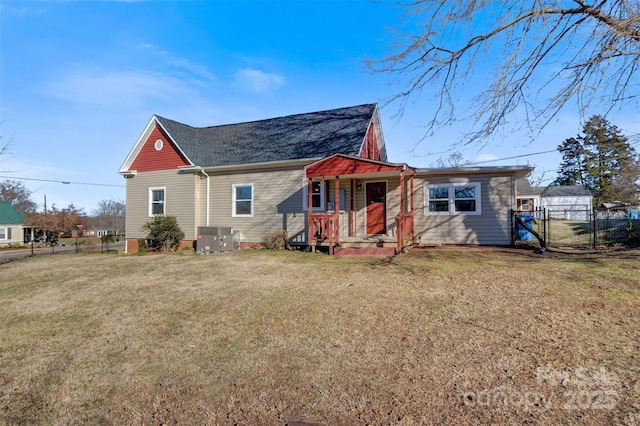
198;168;210;227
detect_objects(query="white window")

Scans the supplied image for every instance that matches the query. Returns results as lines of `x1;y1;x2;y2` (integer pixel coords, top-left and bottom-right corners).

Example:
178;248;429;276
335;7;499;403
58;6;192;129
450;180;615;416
328;189;346;212
232;184;253;217
425;182;481;215
149;187;166;216
303;179;325;211
0;228;5;240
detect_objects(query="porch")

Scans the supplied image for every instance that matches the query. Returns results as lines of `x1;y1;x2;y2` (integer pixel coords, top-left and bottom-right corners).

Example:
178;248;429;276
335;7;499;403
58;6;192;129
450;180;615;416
305;154;416;255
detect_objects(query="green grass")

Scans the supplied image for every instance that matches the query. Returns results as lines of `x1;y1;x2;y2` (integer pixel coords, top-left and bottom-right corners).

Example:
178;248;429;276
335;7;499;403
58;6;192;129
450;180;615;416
1;249;639;425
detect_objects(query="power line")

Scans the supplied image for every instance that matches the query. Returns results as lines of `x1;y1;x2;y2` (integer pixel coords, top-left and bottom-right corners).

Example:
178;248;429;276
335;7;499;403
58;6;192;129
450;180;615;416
467;149;558;165
0;175;125;188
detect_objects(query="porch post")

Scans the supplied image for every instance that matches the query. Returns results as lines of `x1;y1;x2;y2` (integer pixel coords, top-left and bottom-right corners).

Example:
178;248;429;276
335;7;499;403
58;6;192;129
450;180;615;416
398;169;405;253
349;179;355;237
334;176;340;251
409;173;415;246
307;177;314;252
410;174;414;213
400;169;406;215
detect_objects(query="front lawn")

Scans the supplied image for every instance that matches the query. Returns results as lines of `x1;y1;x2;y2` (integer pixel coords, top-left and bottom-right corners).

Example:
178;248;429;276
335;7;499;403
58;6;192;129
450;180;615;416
1;249;638;424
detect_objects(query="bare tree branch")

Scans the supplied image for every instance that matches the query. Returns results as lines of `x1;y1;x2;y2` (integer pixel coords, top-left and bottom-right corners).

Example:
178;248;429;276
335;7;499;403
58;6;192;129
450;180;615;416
370;0;640;145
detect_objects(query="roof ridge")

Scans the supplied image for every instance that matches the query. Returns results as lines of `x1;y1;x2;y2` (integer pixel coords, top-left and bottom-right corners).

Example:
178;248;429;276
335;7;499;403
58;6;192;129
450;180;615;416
156;103;377;130
149;103;379;168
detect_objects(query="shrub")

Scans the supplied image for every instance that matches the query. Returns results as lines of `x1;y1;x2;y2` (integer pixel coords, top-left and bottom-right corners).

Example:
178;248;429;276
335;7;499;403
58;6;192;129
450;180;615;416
101;234;115;244
142;216;185;253
181;246;195;255
137;238;149;255
261;229;289;250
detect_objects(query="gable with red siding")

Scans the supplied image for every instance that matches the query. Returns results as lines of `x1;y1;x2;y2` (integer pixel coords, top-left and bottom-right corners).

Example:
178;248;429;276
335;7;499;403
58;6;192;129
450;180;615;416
359;122;380;161
130;125;190;172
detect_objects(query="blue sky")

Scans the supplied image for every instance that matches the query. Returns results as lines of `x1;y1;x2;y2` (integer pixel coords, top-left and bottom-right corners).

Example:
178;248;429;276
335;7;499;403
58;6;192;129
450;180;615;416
1;0;638;212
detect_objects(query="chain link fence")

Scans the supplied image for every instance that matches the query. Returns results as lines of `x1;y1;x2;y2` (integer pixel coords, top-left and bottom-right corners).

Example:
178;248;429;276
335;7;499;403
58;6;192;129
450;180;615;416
513;208;640;249
30;235;124;255
595;210;640;247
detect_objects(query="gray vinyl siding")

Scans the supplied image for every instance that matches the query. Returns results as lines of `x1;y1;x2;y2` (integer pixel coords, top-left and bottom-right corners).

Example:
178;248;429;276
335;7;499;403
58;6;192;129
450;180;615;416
125;167;517;247
194;173;207;228
207;167;307;244
413;173;515;245
125;170;199;240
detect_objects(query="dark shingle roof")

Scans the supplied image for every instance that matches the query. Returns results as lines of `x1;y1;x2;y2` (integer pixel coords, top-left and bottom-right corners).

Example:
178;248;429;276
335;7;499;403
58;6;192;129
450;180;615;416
155;104;377;168
516;179;533;195
0;202;24;225
539;186;592;197
528;185;592;197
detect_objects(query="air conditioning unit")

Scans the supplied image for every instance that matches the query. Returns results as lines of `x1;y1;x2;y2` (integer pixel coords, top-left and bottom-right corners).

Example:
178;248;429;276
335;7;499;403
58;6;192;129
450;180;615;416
196;226;234;254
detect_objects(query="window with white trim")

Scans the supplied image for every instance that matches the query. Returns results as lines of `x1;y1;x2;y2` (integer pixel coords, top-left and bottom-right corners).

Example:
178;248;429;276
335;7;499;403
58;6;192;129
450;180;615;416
328;189;346;212
303;179;325;211
149;187;166;216
425;182;481;215
232;184;253;217
0;228;6;240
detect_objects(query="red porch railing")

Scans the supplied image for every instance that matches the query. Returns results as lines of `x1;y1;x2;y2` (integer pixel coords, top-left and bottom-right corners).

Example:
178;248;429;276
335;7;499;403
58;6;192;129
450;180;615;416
395;211;415;253
309;213;339;254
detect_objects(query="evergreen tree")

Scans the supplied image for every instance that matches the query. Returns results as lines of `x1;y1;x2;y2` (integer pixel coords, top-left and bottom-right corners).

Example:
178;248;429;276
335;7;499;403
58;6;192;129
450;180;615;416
556;137;588;187
556;116;640;205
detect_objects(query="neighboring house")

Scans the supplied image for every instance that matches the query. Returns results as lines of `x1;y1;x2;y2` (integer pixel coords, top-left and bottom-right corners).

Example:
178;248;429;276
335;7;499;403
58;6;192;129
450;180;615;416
119;104;532;254
0;202;25;245
599;202;640;219
71;226;112;238
516;180;593;220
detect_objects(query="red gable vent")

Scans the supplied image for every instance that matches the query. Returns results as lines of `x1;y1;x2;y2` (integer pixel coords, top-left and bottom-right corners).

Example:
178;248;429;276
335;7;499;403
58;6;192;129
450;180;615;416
130;125;190;172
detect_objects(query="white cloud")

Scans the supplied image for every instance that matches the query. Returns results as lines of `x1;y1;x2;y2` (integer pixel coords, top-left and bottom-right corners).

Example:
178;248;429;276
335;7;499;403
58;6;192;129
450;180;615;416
41;66;197;107
0;4;47;15
139;44;218;84
233;68;285;93
473;153;499;164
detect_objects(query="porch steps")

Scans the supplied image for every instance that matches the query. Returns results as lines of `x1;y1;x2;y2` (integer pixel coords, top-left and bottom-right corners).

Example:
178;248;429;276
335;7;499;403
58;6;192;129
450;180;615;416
338;239;396;249
333;246;396;257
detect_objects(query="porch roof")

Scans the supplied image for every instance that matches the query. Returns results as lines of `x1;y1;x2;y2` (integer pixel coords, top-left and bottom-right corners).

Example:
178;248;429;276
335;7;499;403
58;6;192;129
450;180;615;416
305;154;414;179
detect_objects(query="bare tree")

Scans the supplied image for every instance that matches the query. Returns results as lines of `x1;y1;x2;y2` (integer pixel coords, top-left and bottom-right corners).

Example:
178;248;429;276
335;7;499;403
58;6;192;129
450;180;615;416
0;134;13;168
26;203;86;243
432;151;472;167
370;0;640;144
93;199;125;235
0;179;37;213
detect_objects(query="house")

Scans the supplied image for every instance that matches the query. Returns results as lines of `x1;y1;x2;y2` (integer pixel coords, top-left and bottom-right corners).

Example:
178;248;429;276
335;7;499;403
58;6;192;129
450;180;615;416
119;104;532;254
516;180;593;220
71;226;113;238
0;202;26;246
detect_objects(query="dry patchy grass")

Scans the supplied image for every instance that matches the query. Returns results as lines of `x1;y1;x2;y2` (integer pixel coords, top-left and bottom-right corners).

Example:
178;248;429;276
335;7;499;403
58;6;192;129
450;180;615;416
1;249;639;425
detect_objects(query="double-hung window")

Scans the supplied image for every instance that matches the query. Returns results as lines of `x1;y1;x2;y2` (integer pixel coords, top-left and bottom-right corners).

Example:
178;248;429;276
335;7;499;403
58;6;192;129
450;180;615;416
232;184;253;217
0;228;5;240
303;179;325;211
426;182;481;215
149;187;165;216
